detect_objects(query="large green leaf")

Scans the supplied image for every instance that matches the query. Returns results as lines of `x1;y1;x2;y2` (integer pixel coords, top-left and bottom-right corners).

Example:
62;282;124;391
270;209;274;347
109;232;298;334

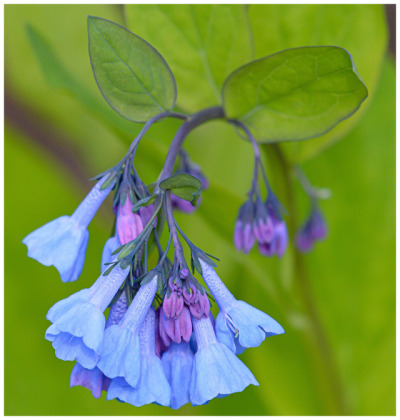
223;46;367;142
248;4;387;160
88;16;177;122
125;4;253;111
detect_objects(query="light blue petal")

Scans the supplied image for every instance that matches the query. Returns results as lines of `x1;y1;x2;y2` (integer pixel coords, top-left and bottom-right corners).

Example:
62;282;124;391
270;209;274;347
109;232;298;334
23;216;89;282
215;313;236;353
48;302;105;352
46;289;92;323
162;342;193;409
63;230;89;282
70;363;105;399
97;325;140;388
190;342;258;406
101;236;121;274
50;332;98;369
228;301;284;349
108;356;171;407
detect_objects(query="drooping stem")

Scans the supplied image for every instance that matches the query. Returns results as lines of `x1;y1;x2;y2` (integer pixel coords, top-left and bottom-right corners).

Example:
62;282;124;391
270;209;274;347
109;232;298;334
159;106;225;181
163;191;185;267
268;143;347;415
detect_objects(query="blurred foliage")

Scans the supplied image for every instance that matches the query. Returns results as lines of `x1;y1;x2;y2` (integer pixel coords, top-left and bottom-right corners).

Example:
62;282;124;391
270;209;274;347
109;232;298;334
5;4;394;416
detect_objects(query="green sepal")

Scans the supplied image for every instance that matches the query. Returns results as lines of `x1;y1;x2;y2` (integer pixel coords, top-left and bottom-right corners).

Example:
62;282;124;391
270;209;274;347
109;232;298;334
160;173;202;204
131;194;158;213
102;262;118;276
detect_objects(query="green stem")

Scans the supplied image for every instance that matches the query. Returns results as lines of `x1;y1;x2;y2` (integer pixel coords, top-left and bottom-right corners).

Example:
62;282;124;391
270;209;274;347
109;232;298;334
269;144;347;415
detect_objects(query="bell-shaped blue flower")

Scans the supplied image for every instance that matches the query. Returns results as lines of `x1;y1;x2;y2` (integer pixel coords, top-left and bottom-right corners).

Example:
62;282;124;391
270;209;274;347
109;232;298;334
70;289;128;397
162;342;194;409
189;316;258;405
23;177;115;282
107;307;171;407
199;259;284;354
97;275;158;387
45;262;130;368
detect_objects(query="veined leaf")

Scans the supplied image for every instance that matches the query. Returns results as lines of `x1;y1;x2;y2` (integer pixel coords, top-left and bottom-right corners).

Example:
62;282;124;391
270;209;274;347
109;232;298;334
248;4;387;160
223;46;368;142
125;4;253;111
88;16;177;122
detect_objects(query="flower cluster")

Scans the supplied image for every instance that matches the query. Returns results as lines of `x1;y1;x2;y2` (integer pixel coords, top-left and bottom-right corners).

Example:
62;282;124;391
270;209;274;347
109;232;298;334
296;205;328;253
234;192;288;258
23;142;284;408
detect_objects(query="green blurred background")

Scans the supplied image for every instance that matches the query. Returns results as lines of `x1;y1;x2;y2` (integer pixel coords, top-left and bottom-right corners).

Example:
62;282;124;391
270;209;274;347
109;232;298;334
4;4;395;416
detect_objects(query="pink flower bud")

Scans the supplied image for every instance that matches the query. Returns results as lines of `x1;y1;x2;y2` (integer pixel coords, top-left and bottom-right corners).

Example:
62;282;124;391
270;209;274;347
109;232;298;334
116;198;144;245
163;291;184;319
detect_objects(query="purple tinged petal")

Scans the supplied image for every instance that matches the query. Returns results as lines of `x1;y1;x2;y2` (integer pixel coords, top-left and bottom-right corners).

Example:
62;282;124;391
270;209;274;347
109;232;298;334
70;363;106;399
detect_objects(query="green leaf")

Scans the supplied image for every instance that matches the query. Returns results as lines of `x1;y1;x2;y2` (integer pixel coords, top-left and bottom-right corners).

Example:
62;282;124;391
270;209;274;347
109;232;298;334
131;194;157;213
223;46;368;143
160;172;202;204
125;4;253;111
248;4;387;160
87;16;177;123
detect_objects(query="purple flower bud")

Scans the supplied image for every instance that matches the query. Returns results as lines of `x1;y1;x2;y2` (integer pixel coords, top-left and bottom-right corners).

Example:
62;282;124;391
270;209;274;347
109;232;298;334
163;291;184;319
242;222;255;254
189;292;210;319
274;221;288;257
233;220;243;250
160;305;192;345
138;204;157;227
168;276;182;291
233;199;255;254
296;207;327;253
183;285;199;305
116;197;144;245
253;216;274;244
180;267;190;279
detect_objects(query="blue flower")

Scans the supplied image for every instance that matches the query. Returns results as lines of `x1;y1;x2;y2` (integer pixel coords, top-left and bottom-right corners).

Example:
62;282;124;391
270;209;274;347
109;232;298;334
97;275;158;387
70;289;128;397
189;316;258;406
45;262;130;368
162;342;194;409
107;307;171;407
199;259;284;354
23;177;115;282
